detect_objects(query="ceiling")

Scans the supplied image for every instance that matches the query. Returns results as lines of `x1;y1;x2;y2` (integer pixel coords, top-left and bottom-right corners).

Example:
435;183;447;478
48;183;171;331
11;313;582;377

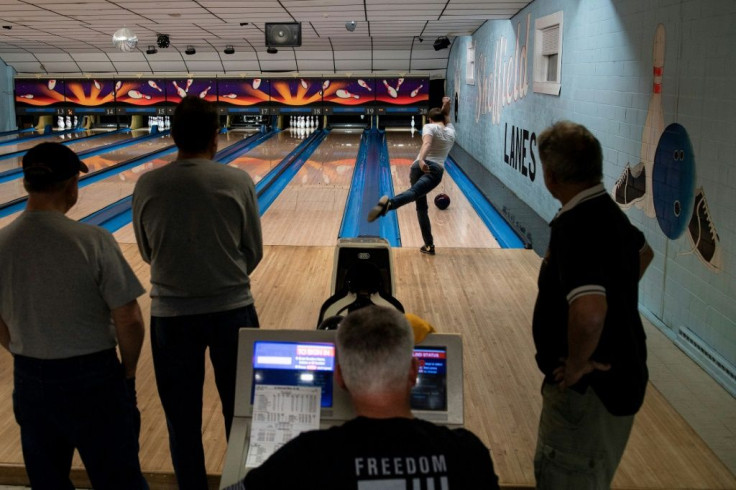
0;0;530;77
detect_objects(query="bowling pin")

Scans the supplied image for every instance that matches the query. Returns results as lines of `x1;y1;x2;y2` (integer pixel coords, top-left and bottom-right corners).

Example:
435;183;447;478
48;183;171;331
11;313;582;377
336;89;360;99
322;80;330;90
165;116;170;128
301;79;308;89
199;86;211;98
223;93;237;99
639;23;666;218
73;116;78;127
410;115;415;130
115;80;122;91
19;94;34;99
410;84;423;97
383;80;398;98
148;80;163;92
171;81;187;98
128;89;151;100
93;80;101;90
395;78;404;92
185;79;194;92
57;116;64;129
357;79;371;91
65;116;72;128
253;78;261;90
48;79;56;90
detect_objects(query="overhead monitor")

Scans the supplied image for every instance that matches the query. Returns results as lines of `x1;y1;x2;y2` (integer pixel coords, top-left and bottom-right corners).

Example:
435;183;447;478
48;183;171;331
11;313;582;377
166;78;217;103
14;79;65;114
115;78;166;107
269;78;322;115
217;78;270;113
322;78;375;115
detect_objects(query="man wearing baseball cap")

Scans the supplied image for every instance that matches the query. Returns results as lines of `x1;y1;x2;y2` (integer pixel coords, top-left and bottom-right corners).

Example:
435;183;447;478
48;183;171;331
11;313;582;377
0;142;149;489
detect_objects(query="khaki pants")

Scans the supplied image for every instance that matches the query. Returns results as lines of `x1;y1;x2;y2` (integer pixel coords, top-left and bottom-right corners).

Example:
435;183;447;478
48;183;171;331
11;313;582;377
534;383;634;490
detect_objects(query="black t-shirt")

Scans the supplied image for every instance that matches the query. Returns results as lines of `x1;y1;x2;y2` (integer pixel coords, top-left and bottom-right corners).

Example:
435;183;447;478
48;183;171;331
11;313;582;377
532;185;648;416
243;416;500;490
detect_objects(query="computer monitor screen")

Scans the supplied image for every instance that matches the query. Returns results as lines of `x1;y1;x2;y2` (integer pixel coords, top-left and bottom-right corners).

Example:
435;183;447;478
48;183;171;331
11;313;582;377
411;347;447;411
251;341;336;408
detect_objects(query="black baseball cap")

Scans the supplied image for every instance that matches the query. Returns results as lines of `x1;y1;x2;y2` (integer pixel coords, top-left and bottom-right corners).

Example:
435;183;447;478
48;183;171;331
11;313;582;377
23;142;89;184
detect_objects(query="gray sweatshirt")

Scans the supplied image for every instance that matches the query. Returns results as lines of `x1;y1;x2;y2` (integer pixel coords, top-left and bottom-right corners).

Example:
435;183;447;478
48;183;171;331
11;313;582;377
132;157;262;317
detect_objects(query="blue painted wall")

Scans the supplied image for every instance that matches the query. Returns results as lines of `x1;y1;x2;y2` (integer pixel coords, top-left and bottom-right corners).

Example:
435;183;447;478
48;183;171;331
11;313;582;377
0;58;16;131
447;0;735;391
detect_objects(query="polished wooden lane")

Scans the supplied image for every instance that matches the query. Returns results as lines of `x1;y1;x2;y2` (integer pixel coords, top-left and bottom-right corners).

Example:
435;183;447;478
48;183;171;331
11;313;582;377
0;129;96;157
4;245;733;489
0;129;149;175
0;133;246;230
261;130;360;246
114;130;303;244
0;132;173;205
386;131;501;249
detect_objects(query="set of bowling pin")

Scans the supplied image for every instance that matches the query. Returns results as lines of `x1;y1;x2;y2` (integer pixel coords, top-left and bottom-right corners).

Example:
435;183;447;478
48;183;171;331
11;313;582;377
290;115;318;129
148;116;170;129
57;115;77;129
289;124;316;140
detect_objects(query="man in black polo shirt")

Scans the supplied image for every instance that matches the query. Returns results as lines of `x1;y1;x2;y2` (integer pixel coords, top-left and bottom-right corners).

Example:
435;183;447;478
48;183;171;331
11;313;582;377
532;121;653;489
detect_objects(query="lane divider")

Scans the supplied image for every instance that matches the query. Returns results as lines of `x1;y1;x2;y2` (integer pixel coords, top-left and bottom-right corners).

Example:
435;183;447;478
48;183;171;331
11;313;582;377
339;129;400;247
0;127;83;149
444;155;525;249
256;129;328;214
80;130;276;232
0;129;161;183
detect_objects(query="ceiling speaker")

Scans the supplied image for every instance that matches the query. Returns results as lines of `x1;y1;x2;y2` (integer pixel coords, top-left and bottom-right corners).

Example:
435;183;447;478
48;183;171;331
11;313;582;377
265;22;302;47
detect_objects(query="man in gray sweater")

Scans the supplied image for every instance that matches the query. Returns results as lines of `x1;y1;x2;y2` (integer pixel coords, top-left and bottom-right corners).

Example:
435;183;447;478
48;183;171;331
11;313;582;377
132;96;262;490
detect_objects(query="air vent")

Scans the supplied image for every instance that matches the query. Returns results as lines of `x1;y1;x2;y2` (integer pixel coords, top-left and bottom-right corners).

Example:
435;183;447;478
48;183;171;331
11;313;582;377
676;327;736;397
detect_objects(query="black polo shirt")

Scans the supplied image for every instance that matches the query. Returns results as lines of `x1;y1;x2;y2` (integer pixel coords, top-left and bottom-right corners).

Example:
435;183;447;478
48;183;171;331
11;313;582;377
532;184;649;416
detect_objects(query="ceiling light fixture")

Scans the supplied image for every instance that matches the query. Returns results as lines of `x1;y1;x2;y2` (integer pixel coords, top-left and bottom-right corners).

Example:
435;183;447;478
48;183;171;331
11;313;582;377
433;36;450;51
185;45;196;55
345;21;356;32
112;27;138;52
267;46;278;54
146;45;157;54
224;45;235;54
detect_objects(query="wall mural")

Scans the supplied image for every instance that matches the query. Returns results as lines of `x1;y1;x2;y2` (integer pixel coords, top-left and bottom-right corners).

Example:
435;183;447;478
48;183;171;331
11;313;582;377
610;24;721;272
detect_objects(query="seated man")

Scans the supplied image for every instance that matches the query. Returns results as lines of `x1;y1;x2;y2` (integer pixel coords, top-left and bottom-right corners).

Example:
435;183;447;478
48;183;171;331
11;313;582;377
233;305;500;489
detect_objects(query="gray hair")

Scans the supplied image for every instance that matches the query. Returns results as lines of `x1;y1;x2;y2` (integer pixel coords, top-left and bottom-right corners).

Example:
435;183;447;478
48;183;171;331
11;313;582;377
336;305;414;395
537;120;603;184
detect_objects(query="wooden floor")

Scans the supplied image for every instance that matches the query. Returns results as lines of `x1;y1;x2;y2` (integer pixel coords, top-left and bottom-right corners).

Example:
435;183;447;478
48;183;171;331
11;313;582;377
0;129;733;488
0;244;733;489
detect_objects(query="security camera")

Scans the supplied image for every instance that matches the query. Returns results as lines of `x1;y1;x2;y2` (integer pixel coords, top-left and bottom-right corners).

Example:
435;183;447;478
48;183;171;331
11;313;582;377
156;33;170;48
346;21;356;32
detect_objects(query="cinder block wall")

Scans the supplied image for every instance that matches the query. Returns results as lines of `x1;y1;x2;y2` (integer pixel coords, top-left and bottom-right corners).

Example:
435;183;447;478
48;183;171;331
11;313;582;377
447;0;735;392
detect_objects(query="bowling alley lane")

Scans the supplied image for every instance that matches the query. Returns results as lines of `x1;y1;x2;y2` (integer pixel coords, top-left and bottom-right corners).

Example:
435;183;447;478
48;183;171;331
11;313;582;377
0;133;245;230
114;129;305;244
0;129;151;175
0;132;175;206
386;131;500;249
260;130;361;246
0;129;39;144
0;129;96;156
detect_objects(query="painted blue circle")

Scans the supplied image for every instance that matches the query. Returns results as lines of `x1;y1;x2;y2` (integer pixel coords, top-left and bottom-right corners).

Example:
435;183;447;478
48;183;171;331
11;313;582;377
652;123;696;239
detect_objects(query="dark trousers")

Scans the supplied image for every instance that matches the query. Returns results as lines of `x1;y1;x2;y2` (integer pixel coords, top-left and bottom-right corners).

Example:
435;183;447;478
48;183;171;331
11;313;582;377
12;349;147;490
151;304;259;490
391;160;444;246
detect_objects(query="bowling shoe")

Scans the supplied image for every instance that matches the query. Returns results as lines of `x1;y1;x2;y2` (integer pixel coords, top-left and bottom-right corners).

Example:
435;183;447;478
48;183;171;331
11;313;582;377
367;195;391;222
420;244;435;255
613;162;647;207
687;187;722;271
